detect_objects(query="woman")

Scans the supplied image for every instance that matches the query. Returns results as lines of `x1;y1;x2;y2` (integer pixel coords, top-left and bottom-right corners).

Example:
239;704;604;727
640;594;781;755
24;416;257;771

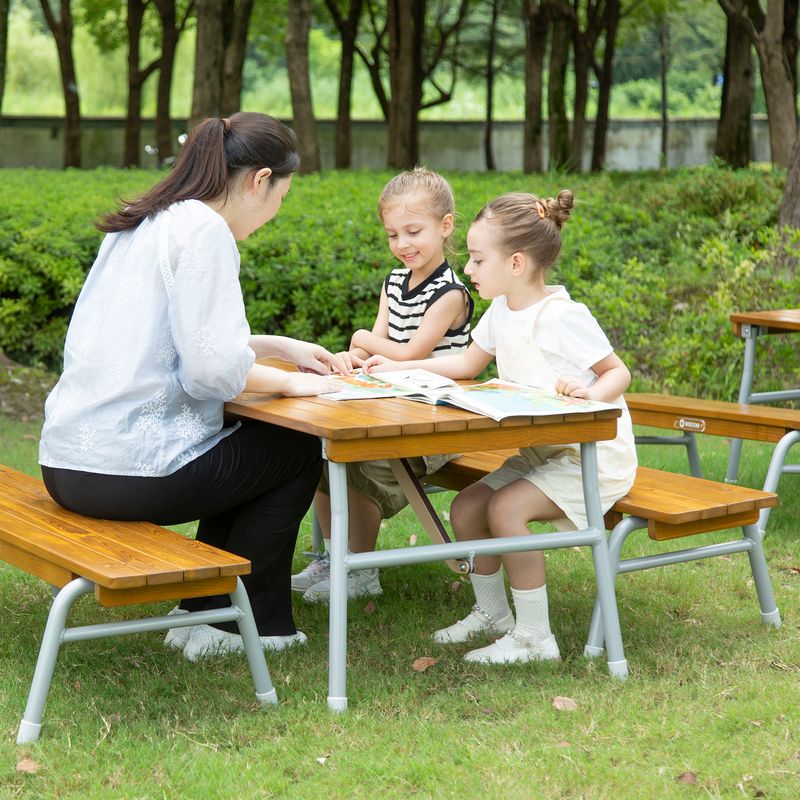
39;112;346;661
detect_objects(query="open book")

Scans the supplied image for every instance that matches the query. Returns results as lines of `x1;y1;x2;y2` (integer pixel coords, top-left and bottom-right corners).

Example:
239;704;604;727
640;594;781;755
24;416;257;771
322;370;617;421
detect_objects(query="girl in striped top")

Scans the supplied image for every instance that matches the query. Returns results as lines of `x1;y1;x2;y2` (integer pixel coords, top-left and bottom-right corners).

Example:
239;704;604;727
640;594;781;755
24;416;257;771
292;167;474;602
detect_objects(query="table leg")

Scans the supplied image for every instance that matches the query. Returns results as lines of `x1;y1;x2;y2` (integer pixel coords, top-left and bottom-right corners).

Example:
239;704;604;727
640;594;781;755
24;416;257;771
726;325;758;483
580;441;628;679
327;459;349;712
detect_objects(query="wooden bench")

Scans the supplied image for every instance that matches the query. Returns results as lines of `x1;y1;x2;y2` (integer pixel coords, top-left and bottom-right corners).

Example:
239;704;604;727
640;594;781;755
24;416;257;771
0;465;278;744
424;449;781;657
626;393;800;536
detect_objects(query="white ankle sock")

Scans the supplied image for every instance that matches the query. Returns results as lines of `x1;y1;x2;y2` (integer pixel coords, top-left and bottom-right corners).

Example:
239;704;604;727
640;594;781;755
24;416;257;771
511;584;553;641
469;568;512;622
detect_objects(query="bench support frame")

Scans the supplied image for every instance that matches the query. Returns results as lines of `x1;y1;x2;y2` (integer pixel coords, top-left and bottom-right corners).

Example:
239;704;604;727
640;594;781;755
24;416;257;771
727;323;800;484
17;577;277;745
583;516;781;658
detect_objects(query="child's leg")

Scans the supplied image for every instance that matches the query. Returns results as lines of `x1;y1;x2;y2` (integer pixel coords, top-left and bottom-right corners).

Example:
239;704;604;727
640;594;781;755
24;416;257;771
314;488;383;553
486;479;564;589
433;483;514;644
463;480;563;664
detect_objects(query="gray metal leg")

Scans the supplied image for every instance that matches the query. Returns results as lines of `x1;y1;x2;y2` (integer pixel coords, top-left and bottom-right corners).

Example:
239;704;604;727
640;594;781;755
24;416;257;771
230;578;278;705
634;434;703;478
758;430;800;538
17;577;94;744
580;442;628;679
726;329;758;483
327;459;349;712
584;516;646;657
685;432;703;478
743;523;782;627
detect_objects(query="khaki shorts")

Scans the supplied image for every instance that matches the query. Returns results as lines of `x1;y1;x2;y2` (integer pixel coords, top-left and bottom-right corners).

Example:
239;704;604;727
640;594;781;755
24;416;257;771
317;453;455;519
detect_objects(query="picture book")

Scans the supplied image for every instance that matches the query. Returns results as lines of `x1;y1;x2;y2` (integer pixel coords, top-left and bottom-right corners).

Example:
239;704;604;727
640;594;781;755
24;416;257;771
322;372;617;421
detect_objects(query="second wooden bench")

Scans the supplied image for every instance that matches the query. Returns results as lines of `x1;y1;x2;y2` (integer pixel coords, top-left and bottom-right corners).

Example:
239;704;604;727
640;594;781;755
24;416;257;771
626;393;800;536
425;450;782;658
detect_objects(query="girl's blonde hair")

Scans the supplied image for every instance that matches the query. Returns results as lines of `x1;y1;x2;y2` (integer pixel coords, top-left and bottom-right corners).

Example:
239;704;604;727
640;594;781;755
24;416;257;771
474;190;574;273
378;167;456;249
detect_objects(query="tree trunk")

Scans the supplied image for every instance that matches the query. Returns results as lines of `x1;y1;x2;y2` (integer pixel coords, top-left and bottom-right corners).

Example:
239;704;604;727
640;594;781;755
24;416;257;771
547;0;570;170
286;0;320;173
523;0;548;173
779;127;800;224
658;19;669;168
0;0;9;116
40;0;81;168
715;0;753;168
190;0;224;129
591;0;619;172
756;0;797;167
484;0;500;170
723;0;797;166
783;0;798;91
570;28;590;173
387;0;416;168
221;0;253;116
154;0;179;160
323;0;364;169
124;0;146;168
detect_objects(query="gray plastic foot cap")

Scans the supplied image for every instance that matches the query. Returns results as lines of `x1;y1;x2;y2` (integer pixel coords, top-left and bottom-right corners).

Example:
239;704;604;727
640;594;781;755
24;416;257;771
16;719;41;744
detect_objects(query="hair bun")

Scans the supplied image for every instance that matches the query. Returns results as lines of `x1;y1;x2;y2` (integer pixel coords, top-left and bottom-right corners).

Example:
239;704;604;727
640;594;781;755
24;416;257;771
541;190;574;229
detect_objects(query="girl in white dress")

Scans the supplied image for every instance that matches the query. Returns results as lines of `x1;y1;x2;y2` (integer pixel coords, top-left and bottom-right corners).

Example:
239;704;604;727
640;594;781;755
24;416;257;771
364;190;637;664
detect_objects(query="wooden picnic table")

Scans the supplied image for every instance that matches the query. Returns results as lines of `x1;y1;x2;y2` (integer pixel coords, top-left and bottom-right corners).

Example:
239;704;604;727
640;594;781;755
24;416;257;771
225;361;628;708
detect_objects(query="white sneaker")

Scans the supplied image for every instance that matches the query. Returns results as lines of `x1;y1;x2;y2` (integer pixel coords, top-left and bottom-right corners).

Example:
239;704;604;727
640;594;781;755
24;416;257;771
182;624;308;662
163;606;193;651
291;552;330;592
302;568;382;603
432;605;515;644
464;631;561;665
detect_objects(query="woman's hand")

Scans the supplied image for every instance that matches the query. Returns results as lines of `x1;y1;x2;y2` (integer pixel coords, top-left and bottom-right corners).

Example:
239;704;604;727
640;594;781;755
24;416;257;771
281;372;342;397
554;376;590;399
286;340;351;375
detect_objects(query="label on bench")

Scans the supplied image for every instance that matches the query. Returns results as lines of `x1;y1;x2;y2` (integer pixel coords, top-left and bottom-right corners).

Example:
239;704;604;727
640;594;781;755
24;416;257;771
673;416;706;432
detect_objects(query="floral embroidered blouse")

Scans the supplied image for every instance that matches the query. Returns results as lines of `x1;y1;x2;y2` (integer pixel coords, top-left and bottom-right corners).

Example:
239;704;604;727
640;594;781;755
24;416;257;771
39;200;255;477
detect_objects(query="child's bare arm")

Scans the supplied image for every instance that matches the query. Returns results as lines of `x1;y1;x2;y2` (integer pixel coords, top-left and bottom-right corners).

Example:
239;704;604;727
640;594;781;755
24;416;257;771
555;353;631;402
350;290;468;361
363;341;492;381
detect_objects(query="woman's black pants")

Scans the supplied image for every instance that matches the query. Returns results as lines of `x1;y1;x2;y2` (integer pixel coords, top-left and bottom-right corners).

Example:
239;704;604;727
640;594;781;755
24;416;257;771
41;421;322;636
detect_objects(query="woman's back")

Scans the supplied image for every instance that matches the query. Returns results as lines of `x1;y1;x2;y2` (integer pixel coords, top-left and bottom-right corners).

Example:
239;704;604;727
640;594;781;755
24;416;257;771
39;200;254;477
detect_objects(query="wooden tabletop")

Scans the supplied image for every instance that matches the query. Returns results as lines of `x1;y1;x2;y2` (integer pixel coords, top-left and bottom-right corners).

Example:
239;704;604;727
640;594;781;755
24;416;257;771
731;309;800;335
225;362;621;463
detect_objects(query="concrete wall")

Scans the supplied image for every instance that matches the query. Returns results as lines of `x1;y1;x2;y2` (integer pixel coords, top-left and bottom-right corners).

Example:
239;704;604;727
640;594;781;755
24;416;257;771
0;115;772;171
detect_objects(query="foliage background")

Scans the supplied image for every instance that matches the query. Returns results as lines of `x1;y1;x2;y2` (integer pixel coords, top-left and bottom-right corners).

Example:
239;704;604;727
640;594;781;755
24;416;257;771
2;1;768;121
1;165;799;400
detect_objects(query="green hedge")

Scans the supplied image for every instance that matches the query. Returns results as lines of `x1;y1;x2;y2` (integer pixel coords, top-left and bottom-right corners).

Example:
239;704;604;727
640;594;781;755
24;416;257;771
1;165;798;399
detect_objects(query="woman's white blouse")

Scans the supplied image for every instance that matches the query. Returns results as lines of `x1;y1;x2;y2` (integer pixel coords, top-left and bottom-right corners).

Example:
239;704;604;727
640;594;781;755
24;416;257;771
39;200;256;477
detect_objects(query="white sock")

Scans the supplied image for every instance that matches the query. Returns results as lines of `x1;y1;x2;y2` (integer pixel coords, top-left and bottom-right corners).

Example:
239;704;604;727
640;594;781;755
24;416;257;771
323;538;331;553
469;568;512;622
511;585;553;641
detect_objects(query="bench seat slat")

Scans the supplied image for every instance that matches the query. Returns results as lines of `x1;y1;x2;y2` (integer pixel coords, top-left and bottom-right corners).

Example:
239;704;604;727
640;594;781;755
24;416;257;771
0;467;250;589
0;468;249;579
0;506;152;588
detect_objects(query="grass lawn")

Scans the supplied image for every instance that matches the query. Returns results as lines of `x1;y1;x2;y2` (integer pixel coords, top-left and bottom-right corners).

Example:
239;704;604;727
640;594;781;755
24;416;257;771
0;391;798;799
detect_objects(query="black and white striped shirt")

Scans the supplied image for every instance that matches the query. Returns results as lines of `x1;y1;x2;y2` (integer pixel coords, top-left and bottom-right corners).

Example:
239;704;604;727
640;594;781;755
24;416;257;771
383;261;474;356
